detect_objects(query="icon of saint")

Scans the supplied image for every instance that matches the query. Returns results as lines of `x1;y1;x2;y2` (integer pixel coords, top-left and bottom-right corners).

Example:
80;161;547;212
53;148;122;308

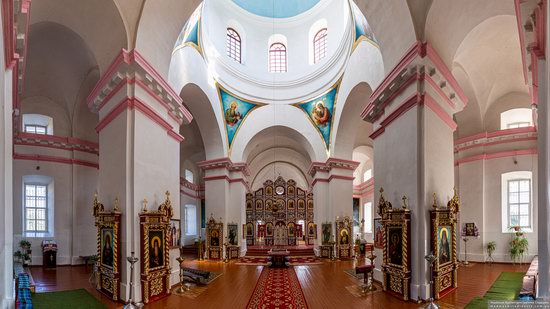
225;101;242;126
102;233;113;267
311;101;331;127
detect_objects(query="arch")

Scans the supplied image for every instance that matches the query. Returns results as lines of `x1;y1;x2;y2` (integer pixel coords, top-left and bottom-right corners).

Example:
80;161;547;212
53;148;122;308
179;83;226;160
230;106;328;163
30;0;128;74
23;22;99;140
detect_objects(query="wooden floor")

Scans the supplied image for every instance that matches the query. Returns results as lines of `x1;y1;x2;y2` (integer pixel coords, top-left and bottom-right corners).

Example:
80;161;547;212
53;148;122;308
30;259;528;309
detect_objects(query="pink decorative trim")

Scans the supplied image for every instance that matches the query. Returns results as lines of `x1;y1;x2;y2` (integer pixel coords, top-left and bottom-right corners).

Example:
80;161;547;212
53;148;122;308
14;133;99;155
180;189;203;199
515;0;529;84
425;43;468;105
87;49;192;124
368;42;423;104
369;92;457;140
425;74;455;109
311;175;355;187
455;148;537;166
203;175;250;191
363;42;468;122
14;153;99;169
454;127;537;152
354;178;374;191
198;158;249;176
2;0;16;69
96;77;133;111
424;94;458;131
95;97;183;143
308;158;359;177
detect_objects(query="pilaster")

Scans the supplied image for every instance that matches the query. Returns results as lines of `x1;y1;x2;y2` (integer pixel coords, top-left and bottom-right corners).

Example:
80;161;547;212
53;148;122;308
88;49;191;302
362;42;466;301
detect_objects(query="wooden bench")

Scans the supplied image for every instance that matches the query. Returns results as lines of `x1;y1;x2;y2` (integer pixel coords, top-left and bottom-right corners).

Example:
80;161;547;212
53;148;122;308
181;267;211;285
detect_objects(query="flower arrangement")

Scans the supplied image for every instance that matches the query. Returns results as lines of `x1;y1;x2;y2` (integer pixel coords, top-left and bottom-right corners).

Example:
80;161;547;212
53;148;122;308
486;241;496;260
509;226;528;264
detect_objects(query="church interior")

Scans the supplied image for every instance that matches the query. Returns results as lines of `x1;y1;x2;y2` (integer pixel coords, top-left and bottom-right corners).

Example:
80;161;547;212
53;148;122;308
0;0;549;308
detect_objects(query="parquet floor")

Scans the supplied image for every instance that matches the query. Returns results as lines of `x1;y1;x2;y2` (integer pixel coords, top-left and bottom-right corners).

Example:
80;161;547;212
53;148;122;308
30;258;528;309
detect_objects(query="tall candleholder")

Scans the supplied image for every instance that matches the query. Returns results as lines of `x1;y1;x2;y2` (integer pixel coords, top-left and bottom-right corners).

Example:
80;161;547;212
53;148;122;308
366;251;377;292
424;253;439;309
197;237;204;261
329;235;337;261
223;237;229;263
175;253;188;294
123;252;142;309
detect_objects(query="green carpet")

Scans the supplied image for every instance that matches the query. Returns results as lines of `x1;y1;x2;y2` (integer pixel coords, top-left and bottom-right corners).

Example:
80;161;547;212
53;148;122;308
32;288;107;309
465;272;525;309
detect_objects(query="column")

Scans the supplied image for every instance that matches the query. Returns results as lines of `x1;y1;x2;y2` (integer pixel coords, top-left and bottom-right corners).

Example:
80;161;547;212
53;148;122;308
88;50;191;302
198;158;250;256
362;42;466;300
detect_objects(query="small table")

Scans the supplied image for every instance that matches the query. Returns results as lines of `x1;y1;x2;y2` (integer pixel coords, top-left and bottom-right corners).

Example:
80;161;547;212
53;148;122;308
267;249;290;268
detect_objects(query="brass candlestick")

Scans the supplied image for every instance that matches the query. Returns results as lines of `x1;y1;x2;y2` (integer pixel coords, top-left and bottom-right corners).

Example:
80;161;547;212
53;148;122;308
366;252;377;292
223;237;229;263
175;255;188;294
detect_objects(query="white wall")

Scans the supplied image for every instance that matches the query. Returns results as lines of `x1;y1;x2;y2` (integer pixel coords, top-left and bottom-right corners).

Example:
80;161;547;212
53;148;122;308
13;160;98;265
457;155;538;262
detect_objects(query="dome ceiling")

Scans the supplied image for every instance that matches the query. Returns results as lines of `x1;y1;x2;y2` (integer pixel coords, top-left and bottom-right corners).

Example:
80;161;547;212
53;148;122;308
232;0;320;18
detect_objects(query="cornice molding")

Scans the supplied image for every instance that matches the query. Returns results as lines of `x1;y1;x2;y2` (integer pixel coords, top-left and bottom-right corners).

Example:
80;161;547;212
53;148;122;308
454;127;537;153
14;152;99;169
361;41;467;123
455;148;537;166
14;133;99;155
87;49;193;125
308;157;360;177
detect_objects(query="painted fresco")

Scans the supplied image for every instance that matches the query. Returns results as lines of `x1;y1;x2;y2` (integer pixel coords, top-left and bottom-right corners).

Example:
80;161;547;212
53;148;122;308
173;3;202;52
218;85;261;149
350;2;377;46
294;86;338;150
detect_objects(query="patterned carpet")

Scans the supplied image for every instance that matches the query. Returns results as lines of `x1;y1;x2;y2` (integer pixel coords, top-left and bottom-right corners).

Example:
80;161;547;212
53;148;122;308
236;256;323;266
246;267;308;309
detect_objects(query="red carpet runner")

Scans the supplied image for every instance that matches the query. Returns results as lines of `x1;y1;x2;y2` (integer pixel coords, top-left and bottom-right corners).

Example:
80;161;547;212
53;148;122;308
246;267;309;309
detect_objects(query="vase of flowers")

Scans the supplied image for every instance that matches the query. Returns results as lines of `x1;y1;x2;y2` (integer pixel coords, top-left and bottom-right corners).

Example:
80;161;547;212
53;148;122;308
486;241;496;263
509;226;528;264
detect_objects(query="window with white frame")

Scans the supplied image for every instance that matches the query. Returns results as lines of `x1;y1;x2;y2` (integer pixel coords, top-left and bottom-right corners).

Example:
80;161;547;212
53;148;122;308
22;114;54;135
500;108;532;130
226;28;241;63
185;205;197;235
185;169;194;184
24;184;48;233
501;171;532;232
363;202;372;233
313;28;327;63
269;42;287;73
363;169;372;182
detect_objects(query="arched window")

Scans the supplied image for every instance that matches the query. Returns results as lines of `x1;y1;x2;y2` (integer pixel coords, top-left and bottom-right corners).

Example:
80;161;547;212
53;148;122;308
269;43;287;73
226;28;241;63
313;28;327;63
500;108;532;129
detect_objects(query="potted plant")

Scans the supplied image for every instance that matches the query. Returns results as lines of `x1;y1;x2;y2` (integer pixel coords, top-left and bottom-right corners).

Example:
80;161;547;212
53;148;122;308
19;239;32;266
486;241;496;263
509;226;529;264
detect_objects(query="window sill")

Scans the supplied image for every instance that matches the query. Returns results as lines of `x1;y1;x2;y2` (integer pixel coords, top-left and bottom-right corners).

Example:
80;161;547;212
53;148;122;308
24;232;54;238
501;228;533;234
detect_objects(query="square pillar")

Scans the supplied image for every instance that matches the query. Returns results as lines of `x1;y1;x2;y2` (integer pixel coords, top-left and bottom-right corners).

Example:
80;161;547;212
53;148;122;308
88;50;191;302
362;42;466;301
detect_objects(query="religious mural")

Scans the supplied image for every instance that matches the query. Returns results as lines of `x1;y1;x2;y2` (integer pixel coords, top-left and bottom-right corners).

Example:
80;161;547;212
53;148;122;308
218;85;262;150
173;3;202;53
388;227;403;266
321;223;332;245
294;85;338;150
350;2;377;48
374;218;383;249
228;224;238;246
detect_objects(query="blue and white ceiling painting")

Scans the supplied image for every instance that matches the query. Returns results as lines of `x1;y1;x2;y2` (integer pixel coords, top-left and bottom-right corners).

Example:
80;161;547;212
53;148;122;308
173;3;202;53
350;2;377;46
294;84;339;151
218;85;263;150
232;0;320;18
